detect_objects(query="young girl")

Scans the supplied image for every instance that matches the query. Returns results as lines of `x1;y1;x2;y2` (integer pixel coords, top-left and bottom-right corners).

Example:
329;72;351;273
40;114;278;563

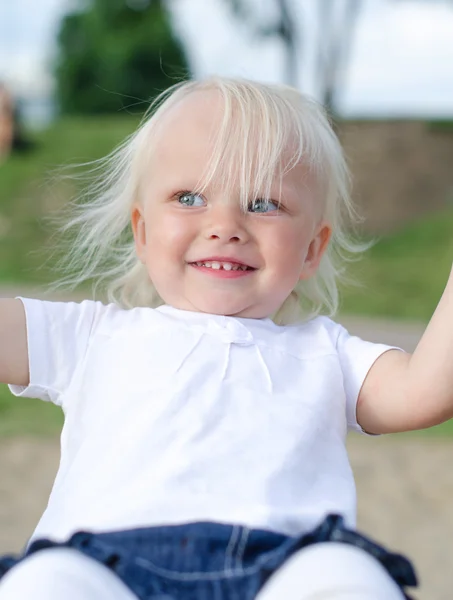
0;76;450;600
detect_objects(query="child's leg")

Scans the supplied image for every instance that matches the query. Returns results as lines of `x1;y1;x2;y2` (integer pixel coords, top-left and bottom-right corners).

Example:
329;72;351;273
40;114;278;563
0;547;138;600
257;542;406;600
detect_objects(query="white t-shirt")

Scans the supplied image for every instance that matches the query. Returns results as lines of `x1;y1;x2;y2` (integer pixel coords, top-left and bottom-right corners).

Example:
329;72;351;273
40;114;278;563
10;298;394;543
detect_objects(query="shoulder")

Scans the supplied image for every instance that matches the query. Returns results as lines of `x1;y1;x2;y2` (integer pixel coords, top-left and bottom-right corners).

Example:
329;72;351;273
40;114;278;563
17;297;169;339
87;302;170;337
280;315;343;339
258;315;344;359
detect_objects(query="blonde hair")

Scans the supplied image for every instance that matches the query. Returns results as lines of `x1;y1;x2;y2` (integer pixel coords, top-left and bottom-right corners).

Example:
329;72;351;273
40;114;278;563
53;76;365;324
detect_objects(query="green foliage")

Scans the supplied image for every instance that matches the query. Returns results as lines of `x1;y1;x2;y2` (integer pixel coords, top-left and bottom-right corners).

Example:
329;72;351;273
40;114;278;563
55;0;189;114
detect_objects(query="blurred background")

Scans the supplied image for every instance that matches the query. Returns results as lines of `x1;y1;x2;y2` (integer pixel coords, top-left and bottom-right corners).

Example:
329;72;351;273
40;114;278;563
0;0;452;314
0;1;453;598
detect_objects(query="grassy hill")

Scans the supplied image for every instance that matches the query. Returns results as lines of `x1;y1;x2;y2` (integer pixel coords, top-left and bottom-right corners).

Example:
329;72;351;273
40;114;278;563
340;208;453;321
0;115;141;284
0;116;140;436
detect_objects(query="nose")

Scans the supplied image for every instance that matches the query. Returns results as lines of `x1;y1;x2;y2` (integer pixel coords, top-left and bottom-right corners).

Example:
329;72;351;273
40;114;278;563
204;204;249;244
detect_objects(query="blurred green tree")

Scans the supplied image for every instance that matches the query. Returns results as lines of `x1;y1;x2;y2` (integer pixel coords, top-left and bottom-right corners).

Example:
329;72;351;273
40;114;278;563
55;0;189;114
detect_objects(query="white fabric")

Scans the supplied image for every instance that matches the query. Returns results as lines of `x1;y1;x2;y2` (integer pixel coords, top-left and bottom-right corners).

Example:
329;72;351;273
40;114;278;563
257;542;405;600
10;299;396;543
0;548;138;600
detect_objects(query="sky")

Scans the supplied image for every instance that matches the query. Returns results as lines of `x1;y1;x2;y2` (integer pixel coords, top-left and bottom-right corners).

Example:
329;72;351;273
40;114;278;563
0;0;452;121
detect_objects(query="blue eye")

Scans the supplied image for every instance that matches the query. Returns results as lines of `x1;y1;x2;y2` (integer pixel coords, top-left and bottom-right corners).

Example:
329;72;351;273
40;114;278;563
249;199;279;213
177;192;206;207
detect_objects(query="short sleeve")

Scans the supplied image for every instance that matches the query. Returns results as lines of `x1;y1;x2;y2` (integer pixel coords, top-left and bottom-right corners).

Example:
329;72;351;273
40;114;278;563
8;297;103;406
334;323;401;434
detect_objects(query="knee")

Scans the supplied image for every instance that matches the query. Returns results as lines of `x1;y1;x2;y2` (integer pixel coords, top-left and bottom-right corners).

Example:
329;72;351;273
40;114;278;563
0;548;85;597
258;542;405;600
293;541;382;570
0;548;138;600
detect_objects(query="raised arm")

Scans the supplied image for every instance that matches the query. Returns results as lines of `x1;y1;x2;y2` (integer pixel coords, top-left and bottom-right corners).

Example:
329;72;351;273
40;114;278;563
357;264;453;434
0;298;29;386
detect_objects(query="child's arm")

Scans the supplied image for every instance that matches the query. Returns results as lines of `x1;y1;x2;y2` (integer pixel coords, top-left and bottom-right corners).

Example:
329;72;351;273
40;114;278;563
0;298;29;386
357;264;453;434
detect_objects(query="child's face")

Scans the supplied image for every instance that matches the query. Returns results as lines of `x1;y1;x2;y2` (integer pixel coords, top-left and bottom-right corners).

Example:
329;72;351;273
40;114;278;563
132;91;331;319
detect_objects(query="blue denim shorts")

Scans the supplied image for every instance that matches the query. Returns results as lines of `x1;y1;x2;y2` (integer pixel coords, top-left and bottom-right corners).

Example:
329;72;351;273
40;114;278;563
0;515;417;600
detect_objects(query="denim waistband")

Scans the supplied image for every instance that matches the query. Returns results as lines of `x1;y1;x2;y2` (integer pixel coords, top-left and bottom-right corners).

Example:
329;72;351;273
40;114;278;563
0;515;418;600
26;521;293;581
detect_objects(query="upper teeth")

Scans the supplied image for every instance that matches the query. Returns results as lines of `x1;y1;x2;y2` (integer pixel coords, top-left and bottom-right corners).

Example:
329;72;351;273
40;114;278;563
195;261;249;271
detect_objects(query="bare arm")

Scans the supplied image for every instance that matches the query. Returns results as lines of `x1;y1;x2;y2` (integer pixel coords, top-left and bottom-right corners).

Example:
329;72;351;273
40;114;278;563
357;264;453;434
0;299;29;386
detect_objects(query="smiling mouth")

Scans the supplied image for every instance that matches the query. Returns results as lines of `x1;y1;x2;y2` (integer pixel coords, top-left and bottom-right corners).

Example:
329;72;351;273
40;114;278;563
189;260;255;272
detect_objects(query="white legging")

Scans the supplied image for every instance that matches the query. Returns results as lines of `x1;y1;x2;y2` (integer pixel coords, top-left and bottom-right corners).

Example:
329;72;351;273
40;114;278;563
0;543;406;600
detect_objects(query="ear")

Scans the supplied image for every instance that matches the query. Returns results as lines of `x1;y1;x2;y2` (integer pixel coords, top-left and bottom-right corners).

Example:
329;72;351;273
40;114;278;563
131;204;147;264
299;223;332;281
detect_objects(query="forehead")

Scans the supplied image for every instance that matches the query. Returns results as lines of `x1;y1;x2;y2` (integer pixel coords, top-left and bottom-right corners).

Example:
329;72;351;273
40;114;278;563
152;90;222;166
144;89;317;206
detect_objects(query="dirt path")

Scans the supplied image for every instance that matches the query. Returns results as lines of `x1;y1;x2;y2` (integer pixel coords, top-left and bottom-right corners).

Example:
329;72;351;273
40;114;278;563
0;435;452;599
349;435;453;600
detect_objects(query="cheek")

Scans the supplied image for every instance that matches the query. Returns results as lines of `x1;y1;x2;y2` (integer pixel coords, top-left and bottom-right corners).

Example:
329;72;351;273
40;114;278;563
146;211;194;262
265;222;310;267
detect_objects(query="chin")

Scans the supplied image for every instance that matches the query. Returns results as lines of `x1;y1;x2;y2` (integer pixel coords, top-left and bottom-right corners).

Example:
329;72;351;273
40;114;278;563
197;299;268;319
190;297;249;317
201;304;243;317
